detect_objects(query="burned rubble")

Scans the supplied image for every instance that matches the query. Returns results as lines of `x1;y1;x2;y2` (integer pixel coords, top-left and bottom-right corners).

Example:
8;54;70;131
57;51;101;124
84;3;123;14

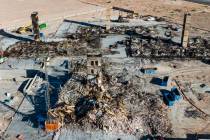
3;40;86;58
1;7;210;139
5;22;210;60
47;58;173;137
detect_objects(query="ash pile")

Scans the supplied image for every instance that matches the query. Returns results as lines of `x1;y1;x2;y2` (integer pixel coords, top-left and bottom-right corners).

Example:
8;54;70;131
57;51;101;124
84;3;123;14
48;58;173;137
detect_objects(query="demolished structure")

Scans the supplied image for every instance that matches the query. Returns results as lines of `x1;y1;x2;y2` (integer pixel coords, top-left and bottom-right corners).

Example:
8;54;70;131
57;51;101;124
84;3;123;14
0;5;210;140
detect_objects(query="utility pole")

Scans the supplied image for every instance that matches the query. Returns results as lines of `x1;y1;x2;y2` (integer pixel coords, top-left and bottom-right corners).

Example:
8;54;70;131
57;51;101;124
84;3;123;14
181;13;191;48
31;12;40;41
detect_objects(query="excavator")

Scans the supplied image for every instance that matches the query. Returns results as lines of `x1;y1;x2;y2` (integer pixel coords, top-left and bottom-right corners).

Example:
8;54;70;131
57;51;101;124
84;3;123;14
15;23;47;34
16;25;32;34
43;58;62;132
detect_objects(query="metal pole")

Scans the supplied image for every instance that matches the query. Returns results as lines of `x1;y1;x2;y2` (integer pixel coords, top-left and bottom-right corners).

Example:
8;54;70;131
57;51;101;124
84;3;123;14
31;12;40;41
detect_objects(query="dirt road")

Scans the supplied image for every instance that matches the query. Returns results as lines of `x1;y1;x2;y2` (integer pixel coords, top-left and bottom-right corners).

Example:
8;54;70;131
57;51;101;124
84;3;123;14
0;0;104;30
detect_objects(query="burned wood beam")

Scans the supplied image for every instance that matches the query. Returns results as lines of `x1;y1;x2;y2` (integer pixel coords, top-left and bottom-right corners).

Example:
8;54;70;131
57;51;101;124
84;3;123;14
112;6;135;14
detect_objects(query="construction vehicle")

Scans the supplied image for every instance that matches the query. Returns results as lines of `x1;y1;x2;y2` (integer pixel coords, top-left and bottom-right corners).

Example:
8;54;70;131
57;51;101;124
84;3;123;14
43;58;62;132
15;23;47;35
16;25;32;34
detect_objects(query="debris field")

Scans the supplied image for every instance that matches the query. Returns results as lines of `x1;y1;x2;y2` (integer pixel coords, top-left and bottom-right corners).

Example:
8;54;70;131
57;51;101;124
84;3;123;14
0;5;210;140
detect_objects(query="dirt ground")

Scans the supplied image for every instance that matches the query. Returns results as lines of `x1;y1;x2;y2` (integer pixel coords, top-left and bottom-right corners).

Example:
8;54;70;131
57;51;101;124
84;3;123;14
169;69;210;137
85;0;210;32
0;0;103;30
1;0;210;35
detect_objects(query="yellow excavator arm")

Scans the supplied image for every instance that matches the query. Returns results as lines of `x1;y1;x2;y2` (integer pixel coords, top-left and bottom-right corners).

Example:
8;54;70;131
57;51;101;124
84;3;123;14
16;24;32;34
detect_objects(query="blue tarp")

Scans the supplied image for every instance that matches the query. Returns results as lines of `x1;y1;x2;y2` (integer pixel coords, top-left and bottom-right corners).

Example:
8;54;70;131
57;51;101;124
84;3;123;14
171;87;181;101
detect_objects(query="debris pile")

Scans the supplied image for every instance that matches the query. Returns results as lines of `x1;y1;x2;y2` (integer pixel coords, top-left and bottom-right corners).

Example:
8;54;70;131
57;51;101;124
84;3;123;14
67;25;210;59
120;29;210;59
49;66;173;137
4;40;85;58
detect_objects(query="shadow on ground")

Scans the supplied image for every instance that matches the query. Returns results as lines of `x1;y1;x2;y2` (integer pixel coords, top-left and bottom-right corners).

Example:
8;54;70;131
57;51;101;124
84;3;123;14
0;29;33;42
150;77;163;86
0;66;71;128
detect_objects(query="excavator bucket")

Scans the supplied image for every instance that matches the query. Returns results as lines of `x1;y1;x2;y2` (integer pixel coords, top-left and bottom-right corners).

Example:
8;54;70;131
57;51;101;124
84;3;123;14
45;120;61;132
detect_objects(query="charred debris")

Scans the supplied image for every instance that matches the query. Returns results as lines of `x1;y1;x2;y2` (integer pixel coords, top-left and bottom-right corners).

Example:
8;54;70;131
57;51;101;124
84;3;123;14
2;14;210;138
4;17;210;60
